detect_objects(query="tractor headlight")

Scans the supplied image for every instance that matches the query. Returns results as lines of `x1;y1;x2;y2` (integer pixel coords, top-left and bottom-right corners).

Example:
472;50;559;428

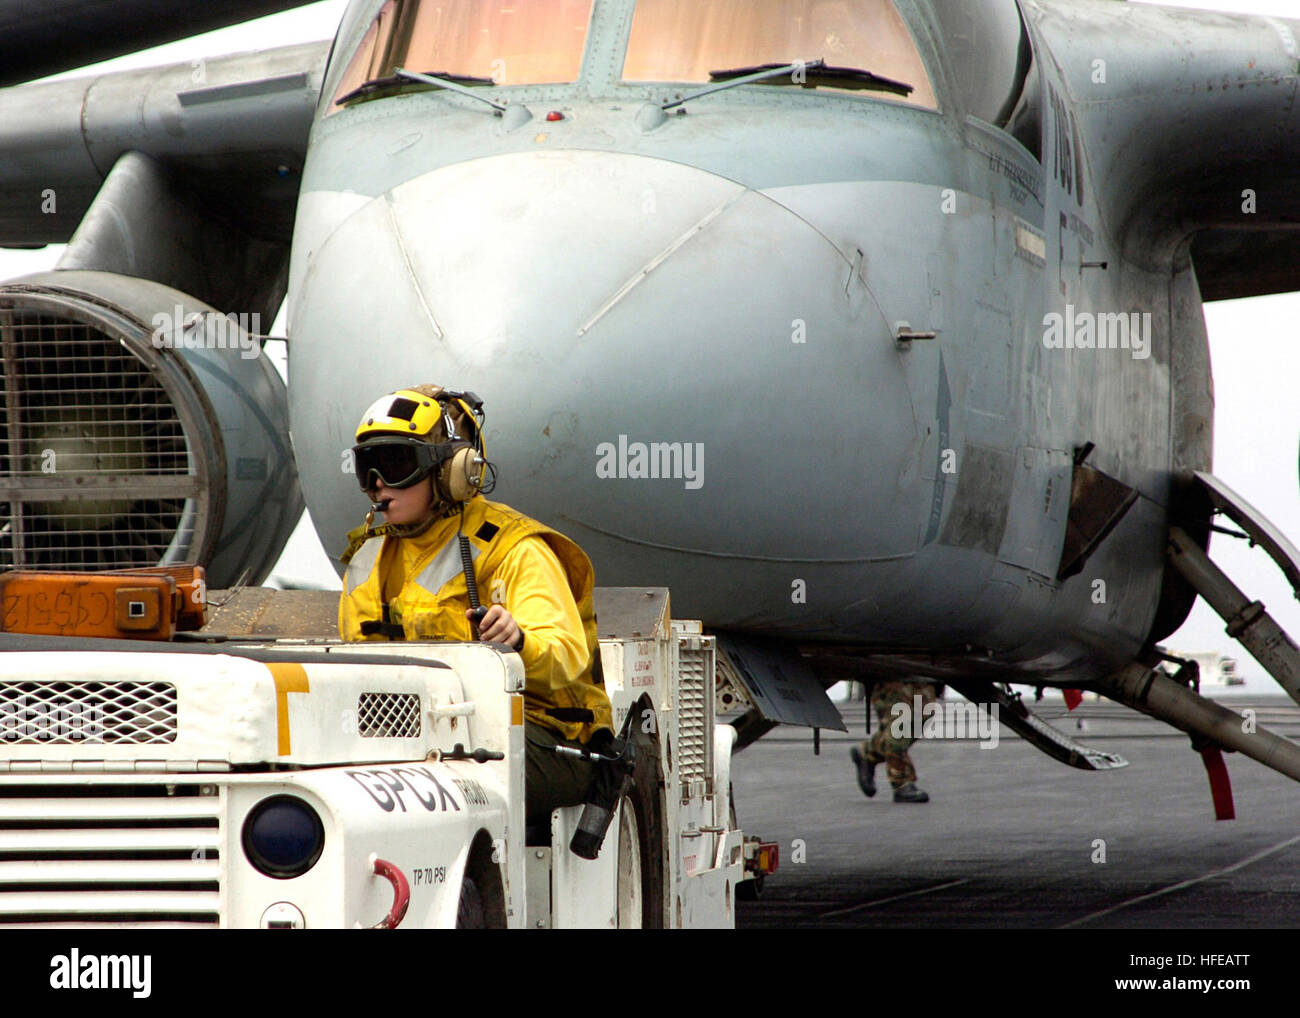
241;795;325;879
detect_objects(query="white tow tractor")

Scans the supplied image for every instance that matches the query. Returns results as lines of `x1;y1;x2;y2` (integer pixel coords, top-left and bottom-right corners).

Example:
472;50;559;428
0;583;771;928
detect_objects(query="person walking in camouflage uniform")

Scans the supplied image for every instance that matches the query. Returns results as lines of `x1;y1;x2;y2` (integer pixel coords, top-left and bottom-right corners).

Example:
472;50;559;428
850;678;936;803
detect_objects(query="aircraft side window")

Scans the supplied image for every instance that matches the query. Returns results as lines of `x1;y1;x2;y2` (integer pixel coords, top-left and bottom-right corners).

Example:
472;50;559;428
329;0;595;111
1004;66;1042;163
621;0;938;110
930;1;1040;161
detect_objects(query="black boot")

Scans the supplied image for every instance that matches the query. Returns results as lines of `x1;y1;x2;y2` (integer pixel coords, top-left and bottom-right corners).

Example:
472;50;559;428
893;782;929;803
849;746;877;798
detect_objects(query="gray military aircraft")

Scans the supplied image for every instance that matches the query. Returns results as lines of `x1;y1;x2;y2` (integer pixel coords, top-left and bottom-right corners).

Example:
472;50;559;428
3;0;1300;805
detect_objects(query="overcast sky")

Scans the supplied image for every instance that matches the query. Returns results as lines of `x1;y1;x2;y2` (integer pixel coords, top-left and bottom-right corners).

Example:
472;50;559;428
0;0;1296;689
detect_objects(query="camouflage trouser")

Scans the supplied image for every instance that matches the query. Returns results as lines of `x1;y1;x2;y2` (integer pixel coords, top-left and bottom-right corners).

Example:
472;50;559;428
859;680;937;788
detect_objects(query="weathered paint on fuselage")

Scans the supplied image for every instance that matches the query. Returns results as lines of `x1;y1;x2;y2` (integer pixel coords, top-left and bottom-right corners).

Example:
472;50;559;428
288;0;1196;688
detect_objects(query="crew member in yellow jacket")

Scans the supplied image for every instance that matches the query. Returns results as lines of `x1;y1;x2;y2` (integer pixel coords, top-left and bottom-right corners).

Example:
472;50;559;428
339;385;612;826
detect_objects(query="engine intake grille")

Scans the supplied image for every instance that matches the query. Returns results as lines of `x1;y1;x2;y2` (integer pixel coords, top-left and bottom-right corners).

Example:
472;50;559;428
676;636;715;796
358;692;422;739
0;681;178;744
0;783;221;927
0;300;211;572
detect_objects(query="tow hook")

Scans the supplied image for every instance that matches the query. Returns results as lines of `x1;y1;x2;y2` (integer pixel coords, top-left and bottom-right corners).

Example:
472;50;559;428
369;854;411;929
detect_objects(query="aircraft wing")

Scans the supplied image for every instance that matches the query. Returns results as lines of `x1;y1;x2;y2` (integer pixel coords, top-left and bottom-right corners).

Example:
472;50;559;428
1187;230;1300;302
0;40;329;318
1030;0;1300;301
0;0;318;88
0;41;327;587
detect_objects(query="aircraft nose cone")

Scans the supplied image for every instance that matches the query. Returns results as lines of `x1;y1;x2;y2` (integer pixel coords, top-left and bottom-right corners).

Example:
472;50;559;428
377;150;751;370
295;150;918;595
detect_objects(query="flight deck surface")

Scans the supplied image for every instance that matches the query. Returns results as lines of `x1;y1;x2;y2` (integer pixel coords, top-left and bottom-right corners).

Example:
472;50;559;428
735;697;1300;930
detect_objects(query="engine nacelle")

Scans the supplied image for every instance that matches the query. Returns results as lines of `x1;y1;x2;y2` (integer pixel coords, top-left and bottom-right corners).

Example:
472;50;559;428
0;270;301;586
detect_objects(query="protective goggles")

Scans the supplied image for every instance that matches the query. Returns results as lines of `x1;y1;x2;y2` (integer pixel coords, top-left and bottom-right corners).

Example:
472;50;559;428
352;437;446;491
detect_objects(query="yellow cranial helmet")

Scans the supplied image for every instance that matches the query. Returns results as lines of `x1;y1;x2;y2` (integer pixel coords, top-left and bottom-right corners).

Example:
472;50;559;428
355;387;450;443
352;386;488;503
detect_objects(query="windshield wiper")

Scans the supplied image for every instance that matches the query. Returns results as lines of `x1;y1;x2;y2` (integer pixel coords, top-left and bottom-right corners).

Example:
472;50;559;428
335;69;497;108
712;61;913;97
394;67;508;113
663;59;823;111
661;58;912;110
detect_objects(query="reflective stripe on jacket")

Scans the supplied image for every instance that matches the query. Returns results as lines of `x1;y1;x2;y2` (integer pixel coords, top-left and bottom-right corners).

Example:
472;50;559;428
338;497;611;743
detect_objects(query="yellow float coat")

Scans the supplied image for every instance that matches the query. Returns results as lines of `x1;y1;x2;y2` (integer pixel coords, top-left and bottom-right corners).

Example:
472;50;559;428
339;497;611;743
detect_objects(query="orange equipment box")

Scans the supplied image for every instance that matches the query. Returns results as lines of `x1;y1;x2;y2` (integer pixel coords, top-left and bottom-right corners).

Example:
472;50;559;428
0;569;201;640
104;564;207;631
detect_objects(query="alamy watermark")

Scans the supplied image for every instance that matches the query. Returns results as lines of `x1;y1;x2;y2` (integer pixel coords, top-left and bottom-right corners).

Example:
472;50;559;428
0;698;107;741
50;950;151;998
890;695;1000;749
595;435;704;490
1042;304;1151;360
151;305;262;360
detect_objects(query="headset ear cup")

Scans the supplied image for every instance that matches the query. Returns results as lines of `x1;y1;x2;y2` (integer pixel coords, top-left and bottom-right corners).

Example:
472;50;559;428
442;445;483;502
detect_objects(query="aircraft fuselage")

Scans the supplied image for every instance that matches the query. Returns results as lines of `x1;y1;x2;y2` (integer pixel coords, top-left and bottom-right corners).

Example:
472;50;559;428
288;0;1204;688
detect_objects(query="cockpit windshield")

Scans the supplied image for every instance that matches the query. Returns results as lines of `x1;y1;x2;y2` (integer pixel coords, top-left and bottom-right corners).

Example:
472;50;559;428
331;0;594;108
622;0;937;108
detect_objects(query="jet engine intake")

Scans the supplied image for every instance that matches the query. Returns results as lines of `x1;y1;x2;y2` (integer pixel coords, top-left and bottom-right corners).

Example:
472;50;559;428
0;271;301;587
